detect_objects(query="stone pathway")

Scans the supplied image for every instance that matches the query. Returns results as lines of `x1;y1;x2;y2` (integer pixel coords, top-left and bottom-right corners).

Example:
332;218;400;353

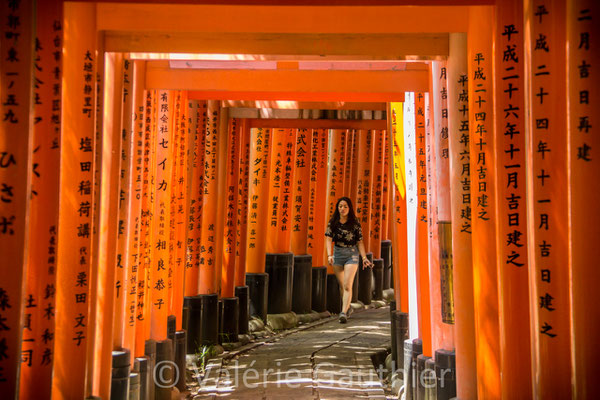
193;307;391;399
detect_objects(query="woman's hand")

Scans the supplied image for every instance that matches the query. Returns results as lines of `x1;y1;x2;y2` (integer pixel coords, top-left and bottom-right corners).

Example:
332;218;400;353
327;255;335;265
361;256;373;269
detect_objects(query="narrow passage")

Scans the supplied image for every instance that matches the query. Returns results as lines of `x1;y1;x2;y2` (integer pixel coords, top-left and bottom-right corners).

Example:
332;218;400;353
194;307;391;399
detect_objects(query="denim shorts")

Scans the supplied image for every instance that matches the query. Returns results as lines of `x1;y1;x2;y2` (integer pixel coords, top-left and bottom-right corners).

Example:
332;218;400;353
333;245;359;267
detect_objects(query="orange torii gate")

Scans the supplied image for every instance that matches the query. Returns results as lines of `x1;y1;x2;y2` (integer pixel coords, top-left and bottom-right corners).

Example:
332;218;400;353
1;2;598;399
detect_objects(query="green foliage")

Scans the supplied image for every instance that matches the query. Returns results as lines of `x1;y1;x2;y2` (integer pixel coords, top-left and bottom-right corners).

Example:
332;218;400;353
195;343;217;372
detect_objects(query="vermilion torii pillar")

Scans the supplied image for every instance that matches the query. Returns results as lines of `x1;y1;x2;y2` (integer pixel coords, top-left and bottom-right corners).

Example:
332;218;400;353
114;55;133;353
526;0;572;397
276;128;296;251
307;128;329;267
135;89;156;357
431;61;455;352
567;1;599;397
403;94;420;338
52;3;96;398
150;90;174;340
354;130;374;252
235;120;250;287
245;128;272;274
447;32;477;400
370;130;384;259
326;129;345;268
95;52;125;399
495;0;532;397
170;91;189;326
414;93;432;357
198;101;220;293
266;128;292;253
381;129;390;242
184;100;206;296
212;105;230;296
19;0;62;398
390;102;409;312
468;6;500;398
129;60;146;357
343;129;353;199
291;128;311;255
427;63;455;355
425;84;443;355
337;129;348;198
222;118;242;298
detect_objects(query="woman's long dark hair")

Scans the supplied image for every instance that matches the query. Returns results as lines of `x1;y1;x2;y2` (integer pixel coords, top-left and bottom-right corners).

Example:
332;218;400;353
328;196;359;229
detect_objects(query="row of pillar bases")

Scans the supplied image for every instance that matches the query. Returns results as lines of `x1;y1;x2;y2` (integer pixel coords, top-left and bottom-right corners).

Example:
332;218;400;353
106;240;395;399
250;239;394;319
109;328;188;400
390;300;457;400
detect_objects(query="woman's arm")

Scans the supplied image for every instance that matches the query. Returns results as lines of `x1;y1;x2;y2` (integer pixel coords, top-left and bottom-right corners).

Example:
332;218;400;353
357;240;372;268
326;236;334;265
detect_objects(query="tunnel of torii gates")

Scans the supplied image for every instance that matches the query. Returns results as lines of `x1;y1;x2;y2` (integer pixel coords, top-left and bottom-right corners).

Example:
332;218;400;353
0;0;598;399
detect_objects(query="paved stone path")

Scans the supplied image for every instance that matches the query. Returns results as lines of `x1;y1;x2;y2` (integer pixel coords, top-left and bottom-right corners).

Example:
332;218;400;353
193;307;391;399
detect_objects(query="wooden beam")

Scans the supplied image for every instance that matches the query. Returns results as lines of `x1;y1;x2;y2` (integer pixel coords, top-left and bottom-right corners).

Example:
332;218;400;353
218;100;390;110
105;31;448;58
188;90;405;102
86;0;494;5
227;107;385;119
246;118;387;129
147;62;427;93
97;4;470;34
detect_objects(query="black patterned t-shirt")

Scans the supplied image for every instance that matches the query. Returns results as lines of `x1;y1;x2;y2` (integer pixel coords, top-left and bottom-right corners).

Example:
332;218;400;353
325;220;363;247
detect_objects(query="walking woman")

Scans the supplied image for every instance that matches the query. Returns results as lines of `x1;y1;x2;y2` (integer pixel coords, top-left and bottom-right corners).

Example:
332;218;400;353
325;197;372;323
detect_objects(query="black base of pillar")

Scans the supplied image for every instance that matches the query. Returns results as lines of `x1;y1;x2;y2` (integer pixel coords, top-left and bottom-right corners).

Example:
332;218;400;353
435;349;456;400
246;273;269;322
381;240;392;289
134;356;150;400
144;340;156;400
129;371;140;400
174;331;186;392
201;294;219;346
265;252;294;314
183;296;199;353
326;273;341;314
111;349;131;400
155;339;174;400
424;357;437;399
217;299;223;344
292;254;312;314
372;258;384;300
235;285;250;335
417;354;432;400
390;301;397;366
167;315;176;346
181;301;190;340
404;338;423;400
391;311;409;373
184;294;219;351
220;297;239;343
311;266;327;312
358;253;374;305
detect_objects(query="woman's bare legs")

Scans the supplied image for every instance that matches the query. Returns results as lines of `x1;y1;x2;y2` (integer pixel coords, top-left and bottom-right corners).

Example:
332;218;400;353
333;265;345;310
333;264;359;314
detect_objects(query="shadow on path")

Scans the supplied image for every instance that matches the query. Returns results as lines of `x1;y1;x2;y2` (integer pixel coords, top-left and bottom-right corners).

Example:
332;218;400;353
193;307;391;399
